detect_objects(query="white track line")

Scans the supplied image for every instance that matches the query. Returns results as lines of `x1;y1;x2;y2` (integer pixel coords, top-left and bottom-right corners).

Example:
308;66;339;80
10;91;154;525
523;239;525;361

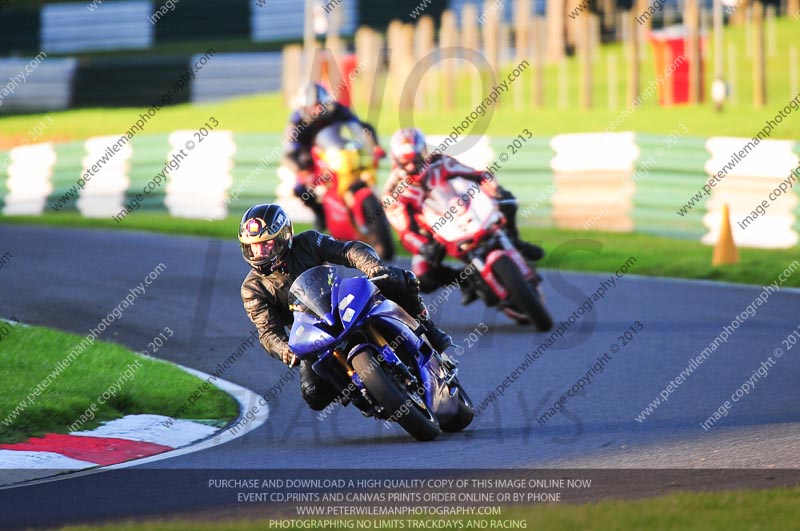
0;361;268;490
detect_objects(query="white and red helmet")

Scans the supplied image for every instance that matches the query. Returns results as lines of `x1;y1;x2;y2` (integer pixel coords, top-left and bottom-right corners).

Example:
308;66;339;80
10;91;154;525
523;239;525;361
390;128;428;179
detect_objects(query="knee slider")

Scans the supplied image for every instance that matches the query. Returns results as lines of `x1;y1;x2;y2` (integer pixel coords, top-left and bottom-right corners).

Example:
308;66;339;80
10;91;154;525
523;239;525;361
301;382;330;411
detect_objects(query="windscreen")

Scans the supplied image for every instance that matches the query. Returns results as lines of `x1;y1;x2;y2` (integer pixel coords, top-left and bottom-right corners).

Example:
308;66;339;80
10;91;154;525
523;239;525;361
288;265;338;319
422;177;497;242
314;120;375;157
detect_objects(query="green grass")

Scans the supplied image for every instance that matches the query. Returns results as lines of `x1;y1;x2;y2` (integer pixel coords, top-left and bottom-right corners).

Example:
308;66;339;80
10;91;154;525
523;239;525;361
51;485;800;530
0;324;238;444
0;19;798;142
534;227;800;288
2;213;798;288
0;212;246;240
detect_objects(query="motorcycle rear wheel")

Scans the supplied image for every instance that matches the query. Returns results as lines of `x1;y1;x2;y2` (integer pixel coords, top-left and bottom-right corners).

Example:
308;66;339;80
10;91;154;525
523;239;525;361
491;255;553;331
351;347;440;442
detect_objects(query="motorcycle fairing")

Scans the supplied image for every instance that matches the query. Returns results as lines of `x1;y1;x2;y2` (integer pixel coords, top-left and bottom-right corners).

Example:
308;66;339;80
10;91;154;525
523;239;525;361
288;265;462;425
288;311;337;358
336;276;380;328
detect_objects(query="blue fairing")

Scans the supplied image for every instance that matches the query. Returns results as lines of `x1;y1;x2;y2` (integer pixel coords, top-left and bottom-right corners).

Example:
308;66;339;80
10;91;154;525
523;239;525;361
365;299;425;353
336;277;378;331
286;265;460;424
288;312;337;358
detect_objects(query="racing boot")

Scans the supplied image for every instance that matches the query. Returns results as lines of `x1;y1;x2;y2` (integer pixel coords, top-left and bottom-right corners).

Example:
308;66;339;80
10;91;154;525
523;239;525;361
498;199;544;261
417;313;452;353
459;269;479;305
394;269;453;353
515;240;545;262
299;360;339;411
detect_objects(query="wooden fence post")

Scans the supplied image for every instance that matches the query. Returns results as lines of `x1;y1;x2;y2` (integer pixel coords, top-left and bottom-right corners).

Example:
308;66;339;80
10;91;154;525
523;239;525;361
752;0;766;108
440;10;458;110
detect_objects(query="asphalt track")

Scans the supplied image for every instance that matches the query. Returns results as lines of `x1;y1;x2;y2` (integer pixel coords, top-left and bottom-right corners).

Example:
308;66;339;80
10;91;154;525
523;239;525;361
0;225;799;529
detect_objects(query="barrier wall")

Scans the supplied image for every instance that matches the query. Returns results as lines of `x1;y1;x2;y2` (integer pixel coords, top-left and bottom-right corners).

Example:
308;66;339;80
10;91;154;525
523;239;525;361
0;132;797;248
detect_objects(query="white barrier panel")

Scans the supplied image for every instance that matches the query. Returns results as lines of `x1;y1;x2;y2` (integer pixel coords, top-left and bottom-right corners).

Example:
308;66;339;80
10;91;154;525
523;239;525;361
0;58;77;111
3;143;56;215
250;0;357;42
426;135;495;170
76;136;133;217
276;165;315;223
164;131;236;219
550;132;640;231
702;137;798;249
190;53;283;103
41;1;153;54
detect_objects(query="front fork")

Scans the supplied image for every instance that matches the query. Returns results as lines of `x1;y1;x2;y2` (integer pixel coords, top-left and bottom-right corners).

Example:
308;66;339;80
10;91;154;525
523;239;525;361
469;232;535;300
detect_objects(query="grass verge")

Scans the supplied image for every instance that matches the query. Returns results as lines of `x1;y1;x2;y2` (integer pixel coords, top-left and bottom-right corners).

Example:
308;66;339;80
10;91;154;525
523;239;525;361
2;213;799;288
0;323;238;444
0;20;798;143
50;485;800;530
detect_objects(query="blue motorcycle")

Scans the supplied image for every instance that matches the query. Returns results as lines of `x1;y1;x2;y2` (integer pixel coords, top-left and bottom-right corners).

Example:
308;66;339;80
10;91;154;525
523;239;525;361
287;265;474;441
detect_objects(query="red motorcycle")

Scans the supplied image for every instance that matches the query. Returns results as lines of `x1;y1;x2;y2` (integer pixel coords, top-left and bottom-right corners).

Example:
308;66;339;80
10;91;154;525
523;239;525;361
417;177;553;330
309;121;395;260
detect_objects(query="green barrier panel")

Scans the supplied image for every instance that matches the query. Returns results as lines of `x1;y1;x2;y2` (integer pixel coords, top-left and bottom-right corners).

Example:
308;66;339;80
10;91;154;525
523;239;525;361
0;151;10;211
229;134;282;202
45;141;85;213
490;136;556;228
228;133;282;209
632;133;709;239
0;132;794;248
127;134;171;211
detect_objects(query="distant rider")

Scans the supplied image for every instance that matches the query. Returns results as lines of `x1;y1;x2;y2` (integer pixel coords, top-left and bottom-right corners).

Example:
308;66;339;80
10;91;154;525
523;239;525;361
382;128;544;304
238;202;452;411
281;83;382;232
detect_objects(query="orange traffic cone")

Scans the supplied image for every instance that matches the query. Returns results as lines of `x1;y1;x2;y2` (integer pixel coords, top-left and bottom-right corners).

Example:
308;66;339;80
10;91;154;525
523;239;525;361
712;203;739;266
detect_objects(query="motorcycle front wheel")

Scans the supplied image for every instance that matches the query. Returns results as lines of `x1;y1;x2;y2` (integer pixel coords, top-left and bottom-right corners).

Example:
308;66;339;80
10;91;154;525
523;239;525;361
491;254;554;331
351;346;440;442
439;379;474;433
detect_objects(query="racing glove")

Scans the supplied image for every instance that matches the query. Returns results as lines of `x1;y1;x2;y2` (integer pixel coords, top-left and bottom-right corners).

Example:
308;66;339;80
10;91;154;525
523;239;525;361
278;343;299;368
419;241;446;264
367;265;405;292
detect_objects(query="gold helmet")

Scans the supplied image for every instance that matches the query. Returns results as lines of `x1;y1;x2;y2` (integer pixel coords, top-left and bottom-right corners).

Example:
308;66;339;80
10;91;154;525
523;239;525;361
238;203;293;273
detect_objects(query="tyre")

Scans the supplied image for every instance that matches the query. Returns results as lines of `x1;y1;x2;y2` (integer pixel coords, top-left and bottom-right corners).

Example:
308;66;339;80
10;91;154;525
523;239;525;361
492;254;554;331
439;380;474;433
351;347;440;442
361;194;395;261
